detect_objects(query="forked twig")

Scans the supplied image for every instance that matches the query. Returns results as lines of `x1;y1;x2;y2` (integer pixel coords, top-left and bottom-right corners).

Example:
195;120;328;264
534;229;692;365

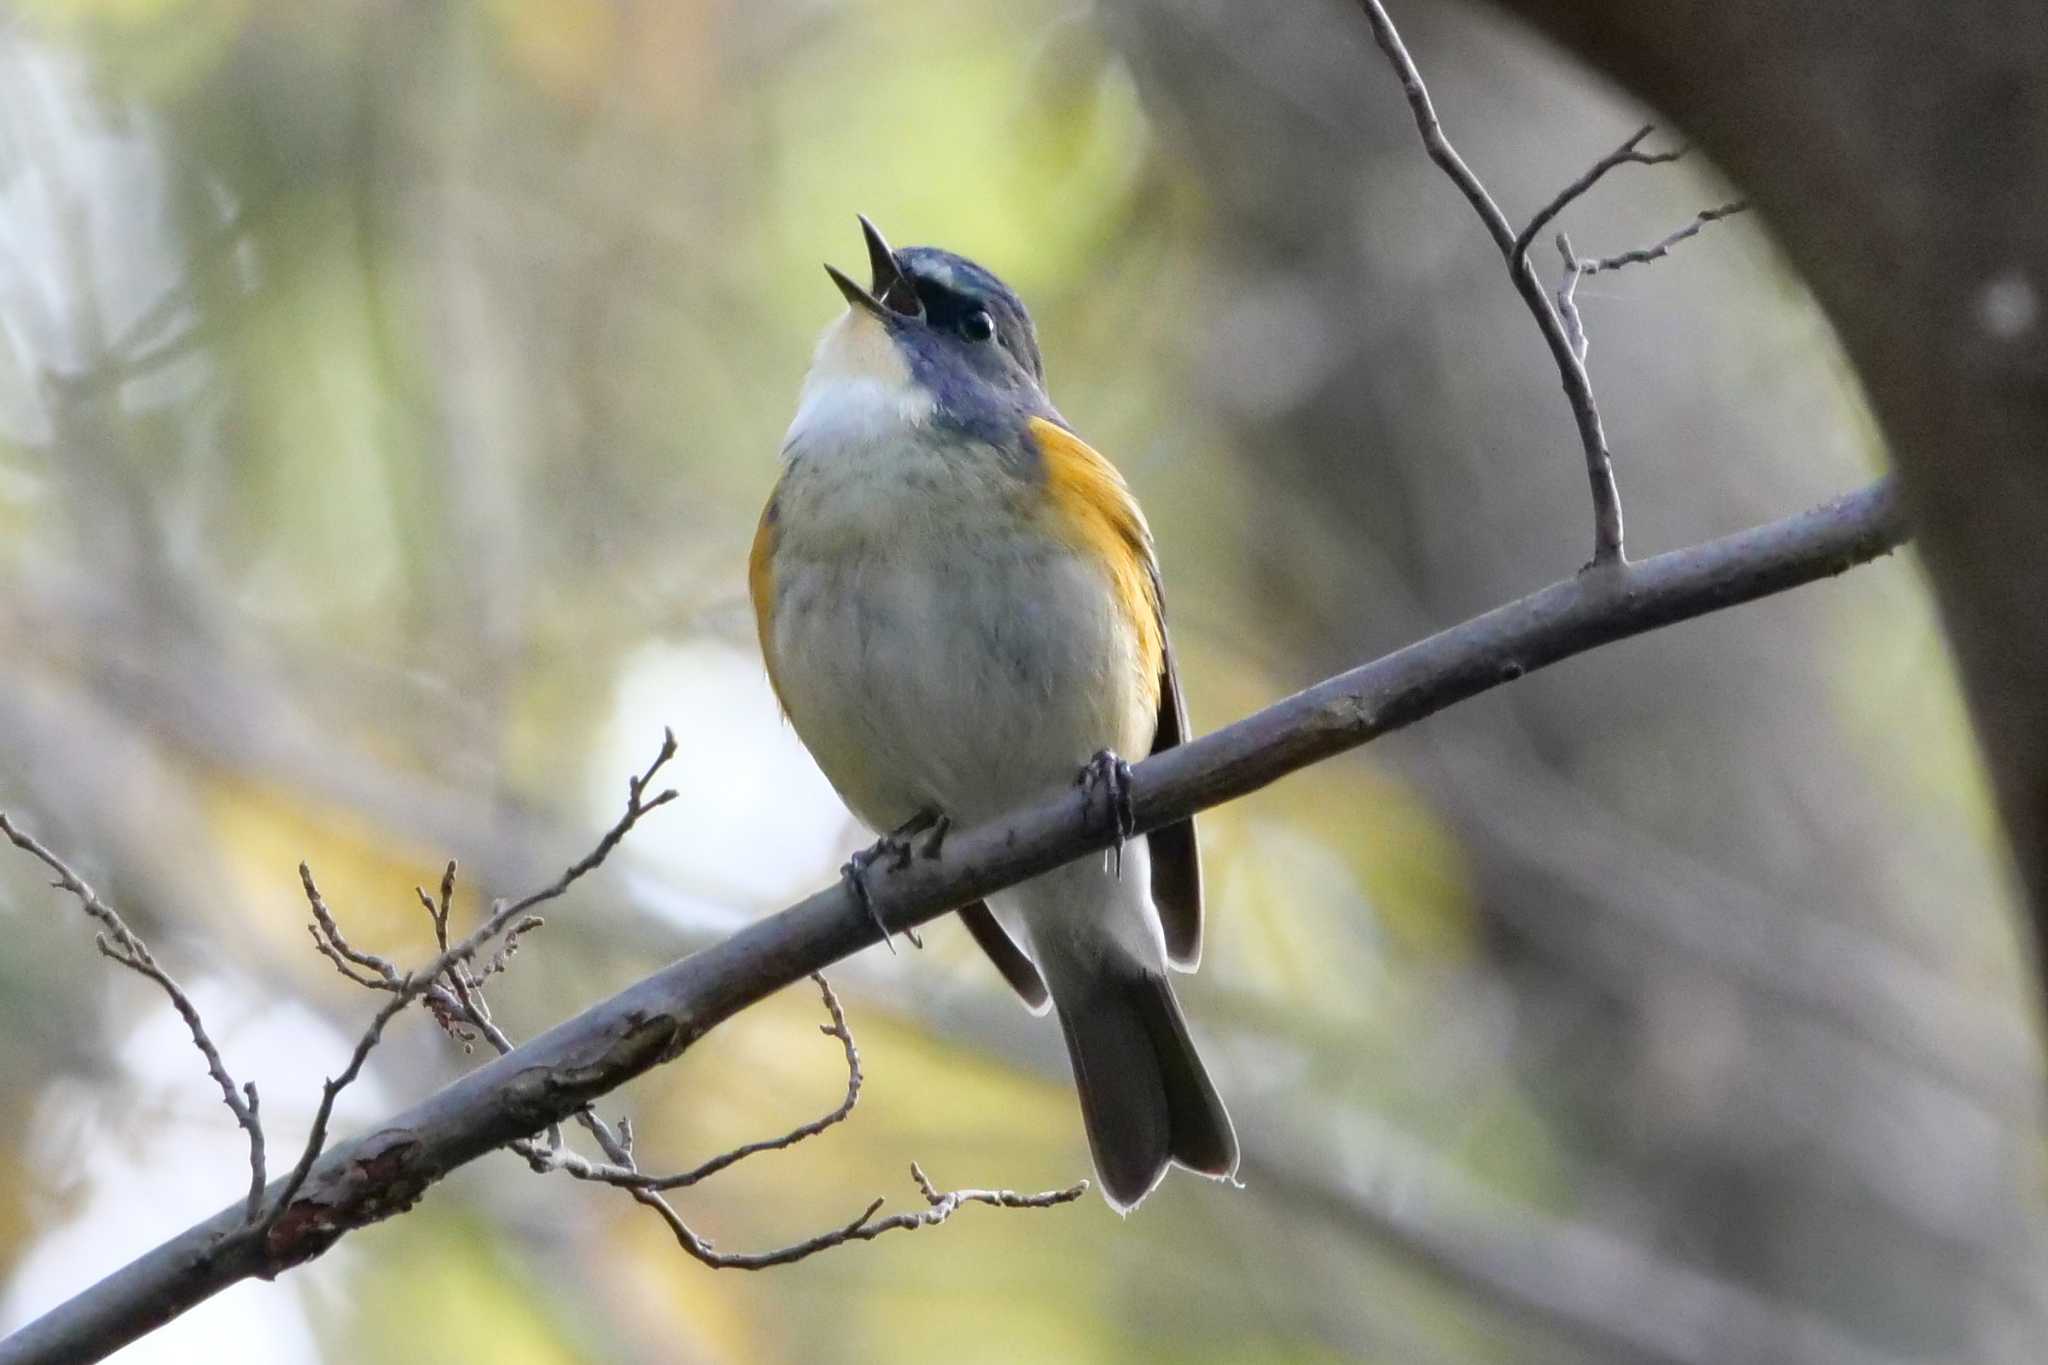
1356;4;1747;570
1553;201;1752;361
297;735;1082;1271
1353;0;1626;565
265;729;682;1233
499;974;1081;1267
1511;124;1687;266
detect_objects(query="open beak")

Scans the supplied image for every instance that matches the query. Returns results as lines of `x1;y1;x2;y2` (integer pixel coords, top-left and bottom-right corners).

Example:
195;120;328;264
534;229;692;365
824;215;923;320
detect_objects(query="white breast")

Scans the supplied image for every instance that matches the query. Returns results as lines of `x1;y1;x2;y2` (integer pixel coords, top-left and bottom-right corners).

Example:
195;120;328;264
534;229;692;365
766;370;1151;834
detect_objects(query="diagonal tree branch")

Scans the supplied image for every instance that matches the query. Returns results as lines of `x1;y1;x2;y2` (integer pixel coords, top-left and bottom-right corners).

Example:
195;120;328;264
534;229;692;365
0;475;1907;1365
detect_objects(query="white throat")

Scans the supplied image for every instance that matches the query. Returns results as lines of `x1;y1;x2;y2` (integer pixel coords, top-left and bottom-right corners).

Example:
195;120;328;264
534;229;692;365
783;309;935;456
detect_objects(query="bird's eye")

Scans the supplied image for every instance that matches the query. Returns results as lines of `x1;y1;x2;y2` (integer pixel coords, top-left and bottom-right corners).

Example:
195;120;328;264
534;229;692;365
960;309;996;343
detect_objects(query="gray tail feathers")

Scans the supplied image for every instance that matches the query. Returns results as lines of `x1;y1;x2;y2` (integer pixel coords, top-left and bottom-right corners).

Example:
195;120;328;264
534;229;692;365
1052;963;1238;1210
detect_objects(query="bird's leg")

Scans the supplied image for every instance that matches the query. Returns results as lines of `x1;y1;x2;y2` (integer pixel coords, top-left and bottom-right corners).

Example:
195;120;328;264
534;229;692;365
916;813;952;861
1076;750;1136;879
842;811;940;951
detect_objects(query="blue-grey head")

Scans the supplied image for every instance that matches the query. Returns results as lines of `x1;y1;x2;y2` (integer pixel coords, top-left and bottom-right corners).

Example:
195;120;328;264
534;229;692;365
818;216;1056;441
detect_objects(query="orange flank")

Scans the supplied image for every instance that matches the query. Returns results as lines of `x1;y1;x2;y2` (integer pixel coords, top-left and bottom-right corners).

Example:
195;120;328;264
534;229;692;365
1027;416;1166;716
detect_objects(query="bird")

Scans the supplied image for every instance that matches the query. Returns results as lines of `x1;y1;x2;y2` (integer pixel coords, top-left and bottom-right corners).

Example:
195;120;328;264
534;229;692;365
749;216;1238;1211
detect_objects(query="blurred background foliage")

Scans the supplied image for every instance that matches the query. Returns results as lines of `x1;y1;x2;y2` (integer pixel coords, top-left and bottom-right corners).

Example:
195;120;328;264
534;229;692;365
0;0;2041;1361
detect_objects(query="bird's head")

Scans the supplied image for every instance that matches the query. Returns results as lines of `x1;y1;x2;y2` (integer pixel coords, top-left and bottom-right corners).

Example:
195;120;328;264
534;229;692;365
805;216;1052;442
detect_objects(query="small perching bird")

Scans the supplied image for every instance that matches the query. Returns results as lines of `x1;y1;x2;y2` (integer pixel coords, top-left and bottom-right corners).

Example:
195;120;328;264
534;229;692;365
749;217;1237;1210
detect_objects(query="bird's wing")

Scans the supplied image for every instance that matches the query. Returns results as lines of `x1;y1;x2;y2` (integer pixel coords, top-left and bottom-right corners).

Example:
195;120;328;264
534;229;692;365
1027;416;1203;970
959;900;1050;1011
1145;619;1204;968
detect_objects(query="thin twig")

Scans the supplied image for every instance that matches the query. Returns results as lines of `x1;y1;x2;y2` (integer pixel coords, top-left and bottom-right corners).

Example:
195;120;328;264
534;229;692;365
506;728;681;919
302;863;473;1029
1556;233;1591;365
1576;200;1751;277
1353;0;1519;255
0;814;269;1225
259;729;681;1234
1354;0;1625;565
414;860;491;1044
640;972;860;1189
1554;201;1752;362
622;1160;1087;1272
387;872;1070;1275
258;969;420;1232
1510;124;1687;265
472;914;545;987
301;862;401;987
490;964;1024;1269
440;916;1065;1270
519;974;865;1192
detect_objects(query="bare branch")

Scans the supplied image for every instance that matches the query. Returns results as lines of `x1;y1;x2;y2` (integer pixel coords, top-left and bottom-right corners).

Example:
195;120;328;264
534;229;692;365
301;862;476;1044
471;914;545;988
1352;0;1520;257
615;1158;1087;1272
257;953;419;1234
1510;123;1687;265
1353;0;1626;565
504;726;680;921
1554;201;1753;363
414;861;491;1045
1573;200;1752;278
0;813;269;1225
301;861;401;989
1555;233;1592;365
355;856;1064;1273
0;476;1908;1365
643;971;861;1189
283;729;680;1214
504;974;1074;1270
258;730;683;1242
518;974;864;1194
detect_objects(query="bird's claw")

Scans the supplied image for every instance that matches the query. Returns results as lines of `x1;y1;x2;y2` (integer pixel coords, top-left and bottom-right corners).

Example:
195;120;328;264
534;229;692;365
839;826;929;957
1077;750;1136;879
841;845;896;954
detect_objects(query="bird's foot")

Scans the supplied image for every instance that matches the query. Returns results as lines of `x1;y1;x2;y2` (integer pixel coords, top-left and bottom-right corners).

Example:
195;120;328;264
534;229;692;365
916;813;952;861
888;809;953;866
1076;750;1136;879
843;813;945;951
842;842;920;952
